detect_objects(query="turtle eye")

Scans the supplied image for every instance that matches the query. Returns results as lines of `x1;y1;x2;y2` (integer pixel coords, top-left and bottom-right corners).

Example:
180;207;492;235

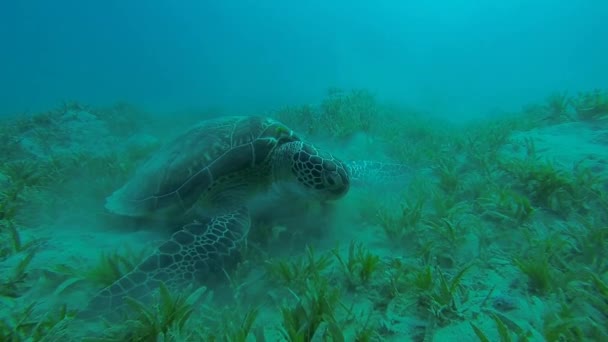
326;174;336;186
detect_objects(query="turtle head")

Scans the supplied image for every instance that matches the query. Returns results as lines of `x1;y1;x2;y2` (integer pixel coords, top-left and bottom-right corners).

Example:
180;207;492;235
272;141;350;201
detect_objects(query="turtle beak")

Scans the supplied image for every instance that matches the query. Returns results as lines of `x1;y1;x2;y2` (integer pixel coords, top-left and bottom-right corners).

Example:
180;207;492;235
326;168;350;199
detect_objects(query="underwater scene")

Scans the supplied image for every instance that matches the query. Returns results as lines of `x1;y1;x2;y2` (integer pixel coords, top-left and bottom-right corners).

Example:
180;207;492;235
1;1;608;341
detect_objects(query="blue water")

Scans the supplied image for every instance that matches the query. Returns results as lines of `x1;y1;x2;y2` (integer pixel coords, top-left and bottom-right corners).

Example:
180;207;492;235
1;1;607;118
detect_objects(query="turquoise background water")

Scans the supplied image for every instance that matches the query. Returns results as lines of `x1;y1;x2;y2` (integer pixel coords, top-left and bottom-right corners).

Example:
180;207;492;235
1;1;607;117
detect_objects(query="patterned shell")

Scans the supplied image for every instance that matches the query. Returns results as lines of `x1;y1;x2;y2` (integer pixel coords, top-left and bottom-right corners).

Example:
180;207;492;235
105;116;299;219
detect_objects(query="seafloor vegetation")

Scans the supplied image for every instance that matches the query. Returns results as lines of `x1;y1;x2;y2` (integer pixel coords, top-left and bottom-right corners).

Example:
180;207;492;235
0;89;607;341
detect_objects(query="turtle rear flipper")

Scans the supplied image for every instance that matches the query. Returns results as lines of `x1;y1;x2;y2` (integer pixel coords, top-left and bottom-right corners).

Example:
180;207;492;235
79;207;250;319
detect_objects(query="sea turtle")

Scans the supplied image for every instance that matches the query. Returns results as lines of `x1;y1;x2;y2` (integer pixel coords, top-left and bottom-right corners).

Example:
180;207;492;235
82;115;407;317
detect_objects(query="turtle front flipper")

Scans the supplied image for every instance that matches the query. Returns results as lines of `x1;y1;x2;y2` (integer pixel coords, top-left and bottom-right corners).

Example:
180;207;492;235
79;206;251;320
346;160;414;185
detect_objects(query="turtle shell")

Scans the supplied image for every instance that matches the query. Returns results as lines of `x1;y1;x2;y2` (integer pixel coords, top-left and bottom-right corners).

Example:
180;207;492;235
105;116;299;219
